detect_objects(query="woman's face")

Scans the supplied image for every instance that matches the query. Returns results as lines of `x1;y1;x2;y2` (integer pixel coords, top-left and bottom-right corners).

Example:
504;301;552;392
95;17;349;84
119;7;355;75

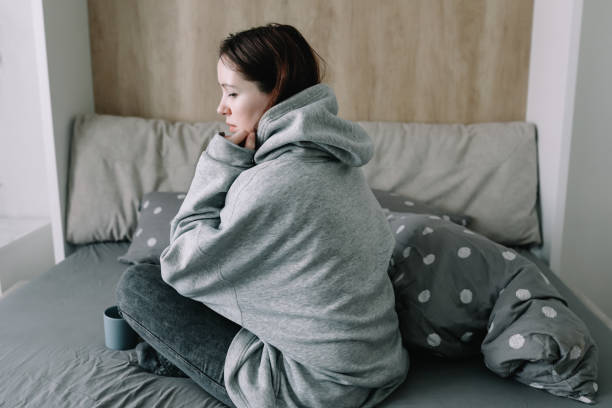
216;57;273;134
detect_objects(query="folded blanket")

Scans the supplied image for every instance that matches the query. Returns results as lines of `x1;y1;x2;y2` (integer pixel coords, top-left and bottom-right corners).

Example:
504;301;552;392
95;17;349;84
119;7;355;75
386;211;599;404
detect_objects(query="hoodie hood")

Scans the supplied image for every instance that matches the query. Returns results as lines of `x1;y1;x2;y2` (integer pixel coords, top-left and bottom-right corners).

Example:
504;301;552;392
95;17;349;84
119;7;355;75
254;83;373;167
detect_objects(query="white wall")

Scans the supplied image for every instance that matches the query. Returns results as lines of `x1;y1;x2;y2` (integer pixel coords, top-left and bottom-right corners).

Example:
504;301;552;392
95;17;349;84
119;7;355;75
560;0;612;325
526;0;583;270
528;0;612;326
0;0;49;218
0;0;94;262
34;0;95;262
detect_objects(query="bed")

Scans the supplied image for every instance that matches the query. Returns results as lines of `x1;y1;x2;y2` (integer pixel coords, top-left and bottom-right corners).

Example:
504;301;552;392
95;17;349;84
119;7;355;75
0;113;609;407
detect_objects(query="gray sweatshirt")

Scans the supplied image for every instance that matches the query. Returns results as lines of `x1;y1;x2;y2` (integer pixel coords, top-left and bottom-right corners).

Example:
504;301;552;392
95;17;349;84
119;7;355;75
160;83;409;408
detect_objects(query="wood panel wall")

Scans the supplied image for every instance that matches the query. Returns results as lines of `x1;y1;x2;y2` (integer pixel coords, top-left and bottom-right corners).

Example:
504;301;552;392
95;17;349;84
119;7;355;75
88;0;533;123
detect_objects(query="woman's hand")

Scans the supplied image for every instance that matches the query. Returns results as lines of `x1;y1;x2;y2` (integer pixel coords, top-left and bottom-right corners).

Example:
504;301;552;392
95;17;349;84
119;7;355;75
224;129;256;151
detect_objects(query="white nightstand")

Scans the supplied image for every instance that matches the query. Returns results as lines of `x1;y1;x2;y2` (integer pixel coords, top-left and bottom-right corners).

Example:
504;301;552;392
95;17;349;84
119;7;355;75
0;217;54;297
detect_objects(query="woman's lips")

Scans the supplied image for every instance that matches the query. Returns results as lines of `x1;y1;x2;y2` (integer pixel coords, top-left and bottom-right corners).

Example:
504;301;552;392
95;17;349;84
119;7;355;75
228;124;237;132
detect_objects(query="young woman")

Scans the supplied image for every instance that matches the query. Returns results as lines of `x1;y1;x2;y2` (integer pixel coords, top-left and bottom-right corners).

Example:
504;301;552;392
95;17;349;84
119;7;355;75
116;23;408;408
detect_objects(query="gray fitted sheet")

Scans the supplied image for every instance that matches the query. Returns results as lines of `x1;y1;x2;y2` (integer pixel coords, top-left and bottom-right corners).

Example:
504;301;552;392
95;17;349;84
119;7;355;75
0;243;609;407
0;242;225;408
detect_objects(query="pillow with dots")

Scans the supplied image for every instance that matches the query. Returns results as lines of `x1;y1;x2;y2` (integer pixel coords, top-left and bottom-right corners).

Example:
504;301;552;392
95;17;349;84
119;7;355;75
118;189;466;266
118;192;186;265
372;189;471;228
387;211;599;405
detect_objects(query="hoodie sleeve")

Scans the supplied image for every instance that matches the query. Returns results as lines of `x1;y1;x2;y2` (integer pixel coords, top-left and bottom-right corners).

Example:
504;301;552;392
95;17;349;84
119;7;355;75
159;133;255;302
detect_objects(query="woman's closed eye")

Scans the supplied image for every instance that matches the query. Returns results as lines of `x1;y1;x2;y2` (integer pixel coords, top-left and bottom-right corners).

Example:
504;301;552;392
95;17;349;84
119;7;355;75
228;93;237;97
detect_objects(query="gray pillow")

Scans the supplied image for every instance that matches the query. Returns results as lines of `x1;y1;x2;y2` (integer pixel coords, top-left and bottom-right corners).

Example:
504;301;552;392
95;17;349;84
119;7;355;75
66;113;220;245
360;121;541;246
66;115;540;246
387;211;599;404
117;192;185;265
372;189;471;227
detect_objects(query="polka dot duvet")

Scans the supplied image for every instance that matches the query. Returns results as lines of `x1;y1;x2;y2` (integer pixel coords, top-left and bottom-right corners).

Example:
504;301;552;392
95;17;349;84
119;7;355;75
386;211;599;405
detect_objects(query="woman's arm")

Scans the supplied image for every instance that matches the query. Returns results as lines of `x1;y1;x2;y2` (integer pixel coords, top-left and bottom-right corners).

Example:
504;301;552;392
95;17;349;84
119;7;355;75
159;132;256;299
167;132;254;243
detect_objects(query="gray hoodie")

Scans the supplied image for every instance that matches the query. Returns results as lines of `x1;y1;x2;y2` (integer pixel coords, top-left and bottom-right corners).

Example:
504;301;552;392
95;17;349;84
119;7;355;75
160;83;409;408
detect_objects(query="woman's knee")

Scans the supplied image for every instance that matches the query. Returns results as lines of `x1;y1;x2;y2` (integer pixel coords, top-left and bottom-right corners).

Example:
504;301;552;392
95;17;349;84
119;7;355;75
115;263;163;316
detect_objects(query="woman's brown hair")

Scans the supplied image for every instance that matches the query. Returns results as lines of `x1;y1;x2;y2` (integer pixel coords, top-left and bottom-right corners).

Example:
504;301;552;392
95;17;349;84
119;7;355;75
219;23;325;110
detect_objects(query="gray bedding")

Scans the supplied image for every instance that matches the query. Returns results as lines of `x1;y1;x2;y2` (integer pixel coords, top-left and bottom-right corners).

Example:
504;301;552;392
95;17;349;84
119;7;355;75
386;213;601;405
0;242;225;408
0;242;609;407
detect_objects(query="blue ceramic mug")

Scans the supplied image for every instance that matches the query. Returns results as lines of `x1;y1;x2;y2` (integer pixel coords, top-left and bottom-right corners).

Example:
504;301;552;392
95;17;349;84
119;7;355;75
103;305;139;350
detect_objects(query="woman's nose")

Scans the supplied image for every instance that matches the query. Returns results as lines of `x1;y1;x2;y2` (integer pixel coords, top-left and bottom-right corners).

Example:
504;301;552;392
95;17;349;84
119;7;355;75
217;100;230;116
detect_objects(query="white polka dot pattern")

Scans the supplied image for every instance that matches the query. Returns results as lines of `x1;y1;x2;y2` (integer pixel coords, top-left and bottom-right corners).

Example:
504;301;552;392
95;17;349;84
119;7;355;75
457;247;471;258
423;254;436;265
402;247;411;258
593;382;598;392
502;251;516;261
379;206;597;393
427;333;441;347
120;192;187;264
516;289;531;301
404;200;415;207
570;345;582;360
509;333;525;349
578;396;593;404
460;289;473;304
418;290;431;303
542;306;557;318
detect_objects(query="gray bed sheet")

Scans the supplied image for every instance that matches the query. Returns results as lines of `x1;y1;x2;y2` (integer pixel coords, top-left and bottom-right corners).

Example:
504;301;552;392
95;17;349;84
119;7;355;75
0;243;609;407
0;242;225;408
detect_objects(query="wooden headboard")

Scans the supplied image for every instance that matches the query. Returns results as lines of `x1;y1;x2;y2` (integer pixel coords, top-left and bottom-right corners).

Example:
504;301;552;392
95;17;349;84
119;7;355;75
87;0;533;124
